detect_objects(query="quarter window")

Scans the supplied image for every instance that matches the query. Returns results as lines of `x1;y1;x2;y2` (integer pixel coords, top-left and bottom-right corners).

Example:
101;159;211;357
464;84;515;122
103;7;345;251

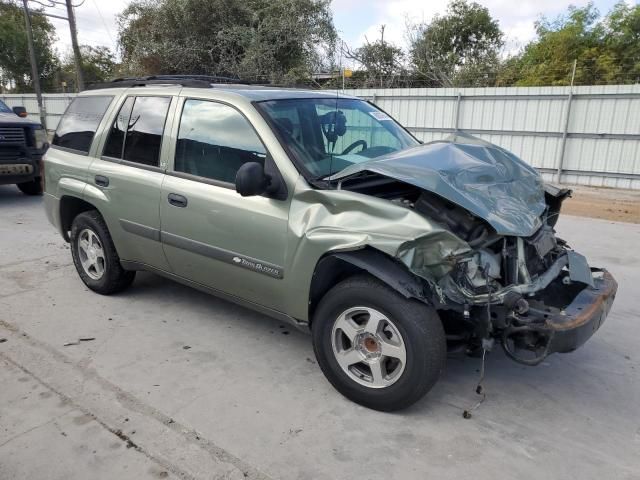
52;96;113;153
102;96;171;167
174;99;266;184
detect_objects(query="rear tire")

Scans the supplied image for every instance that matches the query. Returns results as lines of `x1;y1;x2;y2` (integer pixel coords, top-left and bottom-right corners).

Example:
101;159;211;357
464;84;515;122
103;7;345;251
17;178;42;196
312;274;446;411
70;210;135;295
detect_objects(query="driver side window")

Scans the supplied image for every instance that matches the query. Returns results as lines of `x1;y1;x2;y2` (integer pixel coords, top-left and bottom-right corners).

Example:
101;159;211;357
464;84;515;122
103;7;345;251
315;104;401;155
174;100;266;184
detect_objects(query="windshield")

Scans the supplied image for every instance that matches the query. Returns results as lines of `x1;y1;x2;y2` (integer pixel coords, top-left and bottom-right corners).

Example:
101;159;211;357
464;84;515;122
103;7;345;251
258;98;418;179
0;100;11;113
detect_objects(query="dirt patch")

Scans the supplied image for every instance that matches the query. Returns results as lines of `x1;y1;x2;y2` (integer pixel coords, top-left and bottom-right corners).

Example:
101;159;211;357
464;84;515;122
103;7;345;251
560;186;640;224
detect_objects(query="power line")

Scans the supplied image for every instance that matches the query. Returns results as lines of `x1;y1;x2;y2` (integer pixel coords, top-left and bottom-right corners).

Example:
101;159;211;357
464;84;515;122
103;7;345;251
90;0;114;45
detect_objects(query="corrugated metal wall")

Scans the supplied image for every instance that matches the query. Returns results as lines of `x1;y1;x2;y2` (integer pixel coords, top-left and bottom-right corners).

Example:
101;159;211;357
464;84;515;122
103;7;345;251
3;85;640;189
349;85;640;189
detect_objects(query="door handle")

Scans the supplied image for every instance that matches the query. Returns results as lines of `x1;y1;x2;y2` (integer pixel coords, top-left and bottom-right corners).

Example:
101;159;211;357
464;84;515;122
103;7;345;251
95;175;109;187
168;193;188;208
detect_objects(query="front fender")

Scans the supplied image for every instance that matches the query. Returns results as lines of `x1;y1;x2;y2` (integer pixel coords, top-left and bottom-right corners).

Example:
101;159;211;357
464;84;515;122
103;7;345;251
330;249;433;301
282;178;470;321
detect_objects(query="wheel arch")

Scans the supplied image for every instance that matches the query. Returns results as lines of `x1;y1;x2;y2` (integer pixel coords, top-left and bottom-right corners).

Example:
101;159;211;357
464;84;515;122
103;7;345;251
308;247;434;325
59;195;101;242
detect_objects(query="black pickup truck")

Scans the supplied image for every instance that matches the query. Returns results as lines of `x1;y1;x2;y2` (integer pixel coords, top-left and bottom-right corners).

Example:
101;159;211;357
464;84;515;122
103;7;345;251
0;99;48;195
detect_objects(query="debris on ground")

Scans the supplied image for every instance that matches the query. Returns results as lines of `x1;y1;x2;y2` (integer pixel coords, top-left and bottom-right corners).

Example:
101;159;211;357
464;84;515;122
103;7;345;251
63;337;96;346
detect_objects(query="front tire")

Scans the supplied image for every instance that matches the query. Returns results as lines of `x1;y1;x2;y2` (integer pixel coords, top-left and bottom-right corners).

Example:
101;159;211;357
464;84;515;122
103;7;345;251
17;178;43;196
312;274;446;411
70;210;135;295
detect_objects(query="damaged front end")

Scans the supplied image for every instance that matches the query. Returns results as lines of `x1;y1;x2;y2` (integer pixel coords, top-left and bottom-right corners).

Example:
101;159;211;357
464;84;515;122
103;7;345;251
436;211;617;366
332;135;617;365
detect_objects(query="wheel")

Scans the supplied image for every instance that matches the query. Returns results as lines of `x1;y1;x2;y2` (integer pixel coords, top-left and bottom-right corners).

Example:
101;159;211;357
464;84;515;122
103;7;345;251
312;274;446;411
17;178;42;196
70;210;135;295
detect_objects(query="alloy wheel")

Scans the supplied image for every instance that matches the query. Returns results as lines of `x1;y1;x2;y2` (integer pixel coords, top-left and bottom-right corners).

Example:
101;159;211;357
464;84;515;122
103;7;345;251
77;228;106;280
331;306;407;388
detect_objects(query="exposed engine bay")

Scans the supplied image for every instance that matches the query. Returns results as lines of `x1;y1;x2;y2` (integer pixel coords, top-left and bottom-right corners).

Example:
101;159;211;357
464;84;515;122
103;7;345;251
338;171;616;366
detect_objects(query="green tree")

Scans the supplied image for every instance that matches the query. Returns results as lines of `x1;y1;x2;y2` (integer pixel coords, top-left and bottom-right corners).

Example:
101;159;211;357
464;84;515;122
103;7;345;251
600;2;640;84
409;0;504;87
499;2;640;86
117;0;336;82
345;25;406;87
57;45;118;91
502;4;603;86
0;0;58;92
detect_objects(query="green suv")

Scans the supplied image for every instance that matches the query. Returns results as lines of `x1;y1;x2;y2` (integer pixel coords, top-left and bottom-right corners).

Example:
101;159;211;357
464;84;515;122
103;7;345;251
43;76;617;411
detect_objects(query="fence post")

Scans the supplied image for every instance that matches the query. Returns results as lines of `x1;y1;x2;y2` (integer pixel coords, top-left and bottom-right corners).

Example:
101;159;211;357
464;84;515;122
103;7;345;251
556;60;577;183
556;90;574;183
454;92;461;130
372;93;377;105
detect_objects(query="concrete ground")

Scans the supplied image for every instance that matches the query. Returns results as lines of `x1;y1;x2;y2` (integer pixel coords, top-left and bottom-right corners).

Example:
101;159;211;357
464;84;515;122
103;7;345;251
0;183;639;480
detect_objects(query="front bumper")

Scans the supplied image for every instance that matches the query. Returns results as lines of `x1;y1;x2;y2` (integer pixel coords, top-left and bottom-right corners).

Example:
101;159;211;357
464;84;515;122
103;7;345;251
0;149;43;185
0;164;37;185
546;270;617;354
502;270;617;364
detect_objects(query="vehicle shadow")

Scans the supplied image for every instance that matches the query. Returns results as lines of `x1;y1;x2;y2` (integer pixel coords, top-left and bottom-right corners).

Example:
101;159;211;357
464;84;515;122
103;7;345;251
116;270;619;418
0;184;43;206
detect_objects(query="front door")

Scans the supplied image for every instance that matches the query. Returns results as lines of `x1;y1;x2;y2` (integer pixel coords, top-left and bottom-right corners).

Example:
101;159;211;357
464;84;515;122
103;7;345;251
160;98;290;311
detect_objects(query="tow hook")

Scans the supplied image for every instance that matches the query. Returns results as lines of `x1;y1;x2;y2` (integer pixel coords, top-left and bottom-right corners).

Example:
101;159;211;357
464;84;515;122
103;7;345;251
501;323;554;366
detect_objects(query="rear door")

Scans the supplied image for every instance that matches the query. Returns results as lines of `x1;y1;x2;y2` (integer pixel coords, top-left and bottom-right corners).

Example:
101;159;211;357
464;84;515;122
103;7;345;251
86;92;175;270
46;94;114;196
159;97;290;311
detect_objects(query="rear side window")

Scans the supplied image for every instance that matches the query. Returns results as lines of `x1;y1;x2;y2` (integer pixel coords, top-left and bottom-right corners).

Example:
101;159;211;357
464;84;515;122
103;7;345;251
103;97;134;159
52;96;113;153
174;99;266;184
102;96;170;167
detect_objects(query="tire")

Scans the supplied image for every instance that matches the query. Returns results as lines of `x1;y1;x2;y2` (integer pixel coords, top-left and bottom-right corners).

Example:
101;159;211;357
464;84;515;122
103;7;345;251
70;210;135;295
312;274;446;412
17;178;43;196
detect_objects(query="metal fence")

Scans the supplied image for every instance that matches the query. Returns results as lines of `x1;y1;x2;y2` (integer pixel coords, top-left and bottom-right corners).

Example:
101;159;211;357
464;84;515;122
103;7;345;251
0;93;76;135
349;84;640;190
3;84;640;189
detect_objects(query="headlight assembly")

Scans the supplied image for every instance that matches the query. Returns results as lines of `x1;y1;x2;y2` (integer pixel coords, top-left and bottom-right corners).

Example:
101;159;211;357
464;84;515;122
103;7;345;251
34;127;48;150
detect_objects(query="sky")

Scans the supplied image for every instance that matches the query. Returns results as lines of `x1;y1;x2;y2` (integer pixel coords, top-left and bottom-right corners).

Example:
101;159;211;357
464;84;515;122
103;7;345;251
43;0;625;61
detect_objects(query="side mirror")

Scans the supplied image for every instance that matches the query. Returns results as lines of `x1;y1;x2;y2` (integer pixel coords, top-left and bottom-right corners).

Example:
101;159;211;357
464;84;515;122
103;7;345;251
235;162;269;197
12;106;27;118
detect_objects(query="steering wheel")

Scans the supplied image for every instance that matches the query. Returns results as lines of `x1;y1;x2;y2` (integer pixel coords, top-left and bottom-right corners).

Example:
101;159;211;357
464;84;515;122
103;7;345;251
341;140;367;155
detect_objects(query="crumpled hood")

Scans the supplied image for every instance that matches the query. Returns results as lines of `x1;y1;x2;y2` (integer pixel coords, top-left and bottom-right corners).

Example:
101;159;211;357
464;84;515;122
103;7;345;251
331;133;547;237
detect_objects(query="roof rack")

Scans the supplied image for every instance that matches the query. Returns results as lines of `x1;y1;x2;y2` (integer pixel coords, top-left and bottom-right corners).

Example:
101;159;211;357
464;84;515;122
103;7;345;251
87;74;266;90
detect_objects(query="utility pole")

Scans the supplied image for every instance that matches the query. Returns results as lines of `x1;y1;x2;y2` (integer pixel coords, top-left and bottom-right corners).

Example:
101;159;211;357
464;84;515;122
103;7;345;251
65;0;84;91
21;0;47;129
24;1;85;91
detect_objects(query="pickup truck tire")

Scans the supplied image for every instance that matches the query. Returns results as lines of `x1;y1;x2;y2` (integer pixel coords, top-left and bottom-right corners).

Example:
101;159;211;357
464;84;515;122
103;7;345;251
70;210;135;295
312;274;446;411
17;178;43;196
